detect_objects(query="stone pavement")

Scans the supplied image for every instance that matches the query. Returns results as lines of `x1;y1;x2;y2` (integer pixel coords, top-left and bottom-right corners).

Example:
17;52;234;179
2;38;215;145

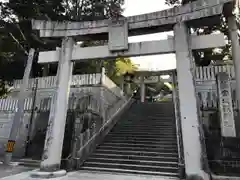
0;170;178;180
0;157;40;179
0;163;35;179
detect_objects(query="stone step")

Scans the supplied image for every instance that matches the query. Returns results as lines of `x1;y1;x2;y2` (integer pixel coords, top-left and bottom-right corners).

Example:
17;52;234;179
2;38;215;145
112;128;176;133
104;138;178;144
127;115;174;118
107;132;177;137
102;142;178;148
115;122;175;125
82;162;178;173
129;116;174;118
110;129;176;133
120;117;174;119
80;102;179;177
95;149;178;157
86;157;178;167
79;167;179;177
97;145;178;153
118;122;175;125
117;123;176;127
91;153;178;162
120;118;175;120
131;107;173;109
111;129;176;134
120;119;174;121
105;133;177;142
115;127;176;131
125;116;174;118
114;126;176;130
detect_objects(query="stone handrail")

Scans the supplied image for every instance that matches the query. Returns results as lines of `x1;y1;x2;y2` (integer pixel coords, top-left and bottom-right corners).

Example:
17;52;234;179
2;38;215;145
195;65;236;110
65;93;132;169
0;81;127;158
101;74;124;98
0;98;33;111
195;65;235;81
13;74;101;89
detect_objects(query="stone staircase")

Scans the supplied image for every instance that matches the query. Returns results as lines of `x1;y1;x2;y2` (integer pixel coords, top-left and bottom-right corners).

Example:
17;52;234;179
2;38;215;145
80;101;180;177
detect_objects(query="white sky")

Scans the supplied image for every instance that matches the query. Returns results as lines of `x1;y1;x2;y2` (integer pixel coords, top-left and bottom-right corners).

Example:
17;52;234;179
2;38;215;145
123;0;176;71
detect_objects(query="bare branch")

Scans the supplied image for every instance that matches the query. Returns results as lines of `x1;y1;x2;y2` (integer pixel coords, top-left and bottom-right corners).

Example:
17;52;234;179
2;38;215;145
8;32;28;55
16;24;26;41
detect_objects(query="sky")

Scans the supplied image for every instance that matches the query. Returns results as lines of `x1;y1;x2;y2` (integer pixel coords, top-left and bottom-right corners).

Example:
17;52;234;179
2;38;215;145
123;0;176;71
0;0;177;71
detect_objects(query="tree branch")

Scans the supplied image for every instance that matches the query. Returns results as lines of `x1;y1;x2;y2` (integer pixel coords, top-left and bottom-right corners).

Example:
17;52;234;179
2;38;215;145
16;24;26;41
8;32;28;55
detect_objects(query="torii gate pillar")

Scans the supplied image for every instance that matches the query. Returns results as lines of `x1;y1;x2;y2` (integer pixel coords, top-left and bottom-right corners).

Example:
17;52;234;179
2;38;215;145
228;16;240;116
174;22;209;180
32;37;74;178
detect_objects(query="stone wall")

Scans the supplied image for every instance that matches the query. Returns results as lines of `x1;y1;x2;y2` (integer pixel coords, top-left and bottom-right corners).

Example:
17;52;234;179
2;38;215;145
0;73;126;159
0;112;31;157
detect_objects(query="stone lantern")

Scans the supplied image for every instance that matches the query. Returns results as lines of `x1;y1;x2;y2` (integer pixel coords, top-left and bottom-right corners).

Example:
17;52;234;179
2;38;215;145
123;72;134;96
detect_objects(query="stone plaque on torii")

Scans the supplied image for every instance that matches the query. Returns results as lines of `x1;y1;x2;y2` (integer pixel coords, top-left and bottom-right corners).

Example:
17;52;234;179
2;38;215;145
108;18;128;51
30;0;239;179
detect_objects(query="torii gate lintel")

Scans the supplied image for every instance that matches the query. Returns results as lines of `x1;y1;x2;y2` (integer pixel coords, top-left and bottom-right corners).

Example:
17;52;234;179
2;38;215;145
38;33;226;63
31;0;233;38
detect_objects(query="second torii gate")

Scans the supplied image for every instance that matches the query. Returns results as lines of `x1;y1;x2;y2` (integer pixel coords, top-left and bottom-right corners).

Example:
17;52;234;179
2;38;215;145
30;0;240;179
132;70;175;103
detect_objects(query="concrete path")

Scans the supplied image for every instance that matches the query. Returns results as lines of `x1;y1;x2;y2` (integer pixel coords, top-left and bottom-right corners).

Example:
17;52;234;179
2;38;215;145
0;170;178;180
0;164;34;179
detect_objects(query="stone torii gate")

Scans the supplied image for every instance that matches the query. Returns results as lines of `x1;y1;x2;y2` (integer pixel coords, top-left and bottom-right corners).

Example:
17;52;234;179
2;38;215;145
133;70;175;103
31;0;240;179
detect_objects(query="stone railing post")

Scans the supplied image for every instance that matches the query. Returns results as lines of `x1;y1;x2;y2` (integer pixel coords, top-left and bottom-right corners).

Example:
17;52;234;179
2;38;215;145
120;77;124;95
100;67;106;122
125;76;132;97
140;75;145;103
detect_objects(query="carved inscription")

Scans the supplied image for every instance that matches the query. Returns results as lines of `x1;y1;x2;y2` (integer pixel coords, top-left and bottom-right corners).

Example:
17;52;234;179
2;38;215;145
108;18;128;51
216;72;236;137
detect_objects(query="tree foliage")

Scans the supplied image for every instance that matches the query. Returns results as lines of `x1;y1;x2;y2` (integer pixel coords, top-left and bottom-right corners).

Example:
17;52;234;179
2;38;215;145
63;0;124;21
165;0;232;66
108;58;138;85
0;0;137;96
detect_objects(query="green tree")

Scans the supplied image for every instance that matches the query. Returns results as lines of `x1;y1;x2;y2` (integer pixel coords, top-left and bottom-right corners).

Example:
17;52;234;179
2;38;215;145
0;0;132;96
165;0;232;66
63;0;124;21
0;0;65;96
107;58;138;85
